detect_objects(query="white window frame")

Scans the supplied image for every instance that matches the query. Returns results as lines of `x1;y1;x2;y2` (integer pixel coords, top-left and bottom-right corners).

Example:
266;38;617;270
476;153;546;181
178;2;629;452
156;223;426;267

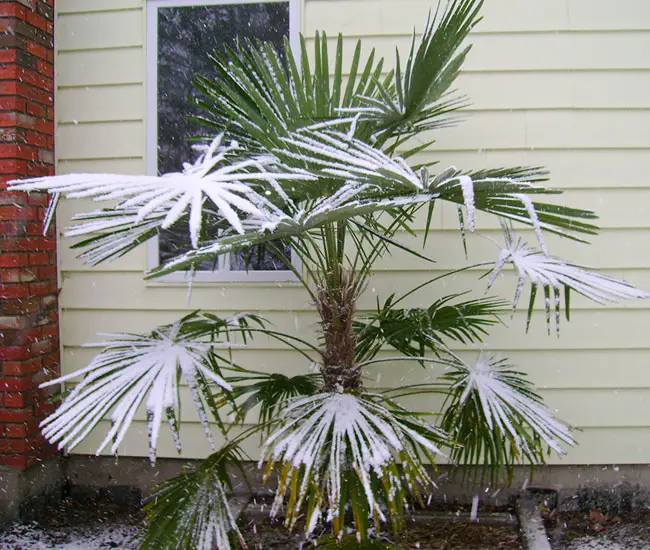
146;0;301;283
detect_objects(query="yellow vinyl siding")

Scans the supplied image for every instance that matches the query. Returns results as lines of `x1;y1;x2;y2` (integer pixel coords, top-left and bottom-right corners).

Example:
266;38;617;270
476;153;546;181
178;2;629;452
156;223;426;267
55;0;650;464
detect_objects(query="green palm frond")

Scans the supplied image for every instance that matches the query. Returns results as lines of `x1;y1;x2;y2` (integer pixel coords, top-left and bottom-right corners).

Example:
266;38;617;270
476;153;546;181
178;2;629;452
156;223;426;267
354;294;505;363
225;371;321;433
355;0;483;143
142;442;248;550
195;32;390;150
439;353;575;485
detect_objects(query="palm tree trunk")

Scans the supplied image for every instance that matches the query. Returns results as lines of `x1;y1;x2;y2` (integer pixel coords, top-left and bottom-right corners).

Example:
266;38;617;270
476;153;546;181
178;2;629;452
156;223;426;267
316;274;362;392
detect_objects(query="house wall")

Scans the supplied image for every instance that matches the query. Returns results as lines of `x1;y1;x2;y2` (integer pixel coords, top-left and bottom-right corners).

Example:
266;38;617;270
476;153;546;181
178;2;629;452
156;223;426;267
54;0;650;464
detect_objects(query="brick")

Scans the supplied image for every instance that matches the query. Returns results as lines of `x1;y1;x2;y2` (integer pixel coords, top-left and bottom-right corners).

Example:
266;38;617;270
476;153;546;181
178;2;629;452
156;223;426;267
0;204;39;220
0;268;36;283
5;424;27;438
25;40;47;61
27;252;49;266
0;284;31;299
3;393;25;408
0;49;17;64
37;266;56;281
0;144;39;161
25;102;46;118
0;438;27;453
0;455;28;468
1;296;40;314
0;346;32;360
0;315;29;329
0;407;31;422
0;252;29;267
2;357;41;376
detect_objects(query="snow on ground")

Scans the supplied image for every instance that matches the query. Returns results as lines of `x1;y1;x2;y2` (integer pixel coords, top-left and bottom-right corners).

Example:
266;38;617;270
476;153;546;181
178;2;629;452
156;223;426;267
0;521;141;550
562;524;650;550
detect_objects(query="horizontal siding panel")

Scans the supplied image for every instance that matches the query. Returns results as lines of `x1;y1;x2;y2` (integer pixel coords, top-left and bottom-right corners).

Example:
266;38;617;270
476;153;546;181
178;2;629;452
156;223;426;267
412;149;650;189
56;121;145;160
52;383;650;430
67;421;650;465
305;0;650;36
567;0;650;31
58;267;650;312
61;347;650;390
423;110;650;151
57;0;142;14
57;48;144;86
57;10;143;51
57;228;650;273
57;85;144;123
460;71;650;110
60;309;650;351
311;33;650;71
57;158;146;175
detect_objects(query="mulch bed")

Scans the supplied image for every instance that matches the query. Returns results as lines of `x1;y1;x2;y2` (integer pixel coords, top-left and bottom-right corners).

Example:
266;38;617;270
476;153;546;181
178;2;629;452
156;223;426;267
239;507;522;549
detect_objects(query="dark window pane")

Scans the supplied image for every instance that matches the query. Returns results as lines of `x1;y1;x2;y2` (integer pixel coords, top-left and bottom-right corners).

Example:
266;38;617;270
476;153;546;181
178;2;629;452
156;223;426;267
230;242;293;271
156;2;290;271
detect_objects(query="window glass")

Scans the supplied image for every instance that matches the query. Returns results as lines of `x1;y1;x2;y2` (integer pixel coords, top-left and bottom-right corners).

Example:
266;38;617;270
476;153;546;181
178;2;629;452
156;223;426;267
155;2;291;273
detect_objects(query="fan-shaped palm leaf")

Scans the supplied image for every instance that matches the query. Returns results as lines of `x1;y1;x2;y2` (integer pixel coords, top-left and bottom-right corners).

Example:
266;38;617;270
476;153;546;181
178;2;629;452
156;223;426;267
38;312;258;461
487;226;649;332
261;392;449;538
142;442;248;550
440;353;574;484
354;294;505;363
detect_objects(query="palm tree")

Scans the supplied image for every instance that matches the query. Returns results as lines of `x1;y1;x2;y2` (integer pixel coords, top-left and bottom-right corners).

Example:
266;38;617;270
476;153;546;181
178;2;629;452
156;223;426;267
10;0;647;547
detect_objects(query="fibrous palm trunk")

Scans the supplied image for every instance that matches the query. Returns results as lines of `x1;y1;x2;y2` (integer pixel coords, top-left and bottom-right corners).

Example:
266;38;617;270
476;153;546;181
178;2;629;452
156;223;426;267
316;273;362;392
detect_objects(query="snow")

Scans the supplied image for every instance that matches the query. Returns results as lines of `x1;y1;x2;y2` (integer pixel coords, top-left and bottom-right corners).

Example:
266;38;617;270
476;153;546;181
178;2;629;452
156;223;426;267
0;522;140;550
487;226;649;328
260;392;446;533
38;317;236;461
449;353;575;455
8;134;305;250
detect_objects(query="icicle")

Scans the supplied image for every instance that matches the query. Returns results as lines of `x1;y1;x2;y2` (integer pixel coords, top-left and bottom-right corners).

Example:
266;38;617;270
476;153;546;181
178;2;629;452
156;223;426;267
458;175;476;231
43;192;60;235
515;193;548;255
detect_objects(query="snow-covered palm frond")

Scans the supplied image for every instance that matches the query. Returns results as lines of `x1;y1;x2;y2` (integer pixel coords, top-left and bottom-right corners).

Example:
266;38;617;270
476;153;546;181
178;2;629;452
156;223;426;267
39;313;248;462
427;167;599;242
142;442;247;550
440;353;574;484
261;392;449;537
487;226;649;332
278;128;424;191
8;134;308;250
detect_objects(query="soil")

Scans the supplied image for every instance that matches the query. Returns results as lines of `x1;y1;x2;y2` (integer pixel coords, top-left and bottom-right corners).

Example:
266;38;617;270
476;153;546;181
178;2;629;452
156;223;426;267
239;507;522;550
547;509;650;550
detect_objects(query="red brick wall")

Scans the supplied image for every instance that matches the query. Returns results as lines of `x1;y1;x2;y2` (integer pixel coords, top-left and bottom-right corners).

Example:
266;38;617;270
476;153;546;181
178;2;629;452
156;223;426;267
0;0;58;469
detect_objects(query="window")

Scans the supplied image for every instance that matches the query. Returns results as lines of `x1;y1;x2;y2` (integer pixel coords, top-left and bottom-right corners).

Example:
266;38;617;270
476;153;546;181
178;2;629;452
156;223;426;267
146;0;300;282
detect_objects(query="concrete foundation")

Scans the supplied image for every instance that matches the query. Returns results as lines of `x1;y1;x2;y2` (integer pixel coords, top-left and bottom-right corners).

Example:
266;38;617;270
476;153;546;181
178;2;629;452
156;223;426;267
64;456;650;512
0;457;64;526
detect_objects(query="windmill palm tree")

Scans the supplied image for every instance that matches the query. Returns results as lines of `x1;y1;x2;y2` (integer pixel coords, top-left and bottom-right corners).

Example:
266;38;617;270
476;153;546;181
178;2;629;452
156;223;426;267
10;0;647;547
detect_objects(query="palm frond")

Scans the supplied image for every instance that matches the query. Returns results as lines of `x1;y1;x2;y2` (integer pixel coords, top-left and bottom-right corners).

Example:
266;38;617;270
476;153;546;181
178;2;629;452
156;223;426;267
225;371;321;433
351;0;483;142
38;312;258;461
142;442;248;550
354;294;505;363
9;134;309;257
261;392;449;539
487;225;649;333
440;353;575;485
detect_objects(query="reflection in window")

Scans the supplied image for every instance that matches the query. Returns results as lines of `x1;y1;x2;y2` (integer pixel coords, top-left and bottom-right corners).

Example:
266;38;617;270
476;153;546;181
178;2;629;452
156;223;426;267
154;1;292;275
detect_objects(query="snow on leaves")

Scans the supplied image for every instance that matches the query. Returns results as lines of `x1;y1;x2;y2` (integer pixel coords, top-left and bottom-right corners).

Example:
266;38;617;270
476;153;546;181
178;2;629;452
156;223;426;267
260;392;448;535
488;226;648;332
9;134;307;249
443;353;575;456
39;315;238;462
